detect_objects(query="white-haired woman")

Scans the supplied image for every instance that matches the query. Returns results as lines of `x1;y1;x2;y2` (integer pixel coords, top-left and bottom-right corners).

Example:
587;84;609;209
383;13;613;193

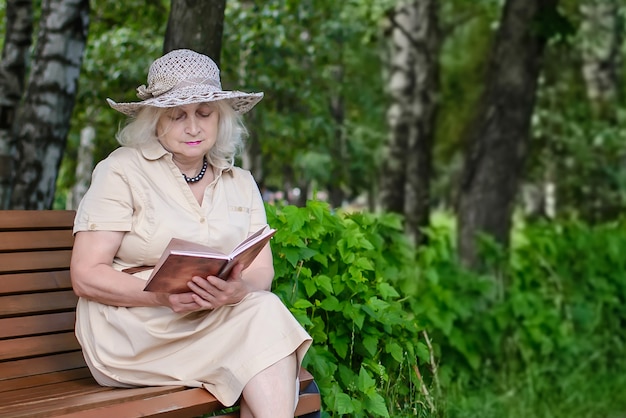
70;49;311;418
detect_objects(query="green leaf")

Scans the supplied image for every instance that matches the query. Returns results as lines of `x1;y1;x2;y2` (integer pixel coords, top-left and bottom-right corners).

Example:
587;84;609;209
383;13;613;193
416;341;430;363
385;341;404;363
331;333;350;359
364;393;390;417
293;299;313;309
282;247;305;267
335;393;355;415
304;280;317;297
362;335;378;356
377;282;400;299
367;297;390;312
320;295;341;311
357;366;376;392
344;303;366;329
353;256;375;271
316;275;334;294
338;364;357;387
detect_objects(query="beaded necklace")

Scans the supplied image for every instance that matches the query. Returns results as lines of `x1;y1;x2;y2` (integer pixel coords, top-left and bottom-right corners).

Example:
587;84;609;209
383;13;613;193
182;156;208;183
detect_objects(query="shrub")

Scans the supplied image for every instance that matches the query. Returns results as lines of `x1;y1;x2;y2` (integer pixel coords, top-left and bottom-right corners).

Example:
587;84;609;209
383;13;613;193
268;200;432;417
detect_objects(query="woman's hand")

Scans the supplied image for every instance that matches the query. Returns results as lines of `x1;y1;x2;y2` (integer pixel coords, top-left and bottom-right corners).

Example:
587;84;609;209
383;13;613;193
163;292;204;313
185;263;254;310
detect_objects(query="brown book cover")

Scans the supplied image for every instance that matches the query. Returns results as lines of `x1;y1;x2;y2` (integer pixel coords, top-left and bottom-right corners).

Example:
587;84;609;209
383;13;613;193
143;226;276;293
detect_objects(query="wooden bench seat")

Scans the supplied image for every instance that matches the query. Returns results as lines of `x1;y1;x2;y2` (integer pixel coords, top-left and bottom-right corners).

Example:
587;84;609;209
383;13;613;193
0;210;321;417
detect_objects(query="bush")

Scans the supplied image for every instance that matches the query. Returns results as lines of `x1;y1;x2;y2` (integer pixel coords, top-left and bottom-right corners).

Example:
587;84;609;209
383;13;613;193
269;202;626;417
268;200;432;417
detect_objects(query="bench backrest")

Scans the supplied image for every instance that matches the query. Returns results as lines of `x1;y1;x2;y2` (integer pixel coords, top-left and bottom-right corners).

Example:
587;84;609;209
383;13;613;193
0;210;86;392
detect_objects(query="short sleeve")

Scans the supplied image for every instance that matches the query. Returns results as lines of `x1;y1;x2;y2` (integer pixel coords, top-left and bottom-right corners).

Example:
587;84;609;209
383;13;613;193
74;156;134;234
246;171;268;235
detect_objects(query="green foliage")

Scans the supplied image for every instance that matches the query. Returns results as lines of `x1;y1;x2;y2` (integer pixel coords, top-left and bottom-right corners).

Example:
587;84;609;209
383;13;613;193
223;0;388;201
267;200;431;417
528;0;626;223
269;203;626;416
419;216;626;416
532;78;626;222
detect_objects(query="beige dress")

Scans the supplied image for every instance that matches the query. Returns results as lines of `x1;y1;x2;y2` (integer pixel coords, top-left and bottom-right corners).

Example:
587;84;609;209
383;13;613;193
73;140;312;406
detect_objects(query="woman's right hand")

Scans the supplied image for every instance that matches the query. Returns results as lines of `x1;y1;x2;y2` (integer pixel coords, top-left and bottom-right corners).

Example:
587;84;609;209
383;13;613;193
164;291;206;313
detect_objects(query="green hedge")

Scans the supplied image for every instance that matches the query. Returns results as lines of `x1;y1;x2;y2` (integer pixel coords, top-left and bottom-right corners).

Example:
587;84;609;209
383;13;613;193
268;201;626;417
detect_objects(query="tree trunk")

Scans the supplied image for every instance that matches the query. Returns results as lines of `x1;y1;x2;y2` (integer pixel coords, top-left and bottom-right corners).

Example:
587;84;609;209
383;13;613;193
328;66;346;209
381;4;413;215
68;125;95;210
9;0;89;210
382;0;439;246
580;0;622;120
403;0;439;247
164;0;226;66
457;0;557;268
0;0;33;209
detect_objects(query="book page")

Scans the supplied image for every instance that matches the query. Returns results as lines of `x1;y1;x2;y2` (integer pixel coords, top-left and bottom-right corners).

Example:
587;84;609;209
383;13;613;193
218;228;276;277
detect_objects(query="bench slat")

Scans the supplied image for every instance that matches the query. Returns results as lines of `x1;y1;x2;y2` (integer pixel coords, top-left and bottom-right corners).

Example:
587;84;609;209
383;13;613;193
0;368;92;393
0;352;86;382
0;311;75;338
0;331;80;361
0;271;72;295
0;230;74;252
0;377;111;406
0;250;73;274
0;291;78;316
0;380;207;418
52;387;222;418
0;210;76;229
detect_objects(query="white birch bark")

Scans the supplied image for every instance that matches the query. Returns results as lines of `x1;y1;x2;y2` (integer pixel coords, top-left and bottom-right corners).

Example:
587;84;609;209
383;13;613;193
382;0;439;246
0;0;33;208
9;0;89;209
68;125;95;210
580;0;622;116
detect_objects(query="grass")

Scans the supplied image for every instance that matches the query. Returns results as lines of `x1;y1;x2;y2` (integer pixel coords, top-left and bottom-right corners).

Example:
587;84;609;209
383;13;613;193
434;361;626;418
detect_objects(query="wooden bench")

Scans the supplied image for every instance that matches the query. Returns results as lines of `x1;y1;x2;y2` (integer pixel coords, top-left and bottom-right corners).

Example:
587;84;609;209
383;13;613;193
0;210;321;418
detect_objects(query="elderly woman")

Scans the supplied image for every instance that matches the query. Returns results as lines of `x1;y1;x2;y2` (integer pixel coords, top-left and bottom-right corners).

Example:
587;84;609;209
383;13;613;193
70;49;311;418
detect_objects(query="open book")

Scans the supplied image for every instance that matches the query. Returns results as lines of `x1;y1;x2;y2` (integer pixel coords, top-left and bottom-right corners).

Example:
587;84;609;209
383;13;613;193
143;226;276;293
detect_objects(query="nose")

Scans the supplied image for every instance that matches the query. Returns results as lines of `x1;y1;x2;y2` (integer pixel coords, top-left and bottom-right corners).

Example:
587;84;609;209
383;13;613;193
185;116;201;136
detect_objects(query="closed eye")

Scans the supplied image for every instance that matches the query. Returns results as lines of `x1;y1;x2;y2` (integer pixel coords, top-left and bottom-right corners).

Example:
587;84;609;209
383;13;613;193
167;111;185;121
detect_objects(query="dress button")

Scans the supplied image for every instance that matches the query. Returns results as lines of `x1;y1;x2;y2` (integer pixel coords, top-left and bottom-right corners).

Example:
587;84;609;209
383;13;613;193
89;223;97;230
200;217;206;223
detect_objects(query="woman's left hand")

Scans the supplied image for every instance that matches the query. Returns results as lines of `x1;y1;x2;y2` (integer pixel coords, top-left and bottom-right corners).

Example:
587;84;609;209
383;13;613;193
187;263;253;310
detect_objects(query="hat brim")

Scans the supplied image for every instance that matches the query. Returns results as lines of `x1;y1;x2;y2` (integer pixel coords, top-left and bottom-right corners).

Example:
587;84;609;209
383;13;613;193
107;86;264;116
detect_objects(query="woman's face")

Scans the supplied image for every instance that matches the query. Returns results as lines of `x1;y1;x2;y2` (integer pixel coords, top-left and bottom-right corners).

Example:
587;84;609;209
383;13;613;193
156;102;219;163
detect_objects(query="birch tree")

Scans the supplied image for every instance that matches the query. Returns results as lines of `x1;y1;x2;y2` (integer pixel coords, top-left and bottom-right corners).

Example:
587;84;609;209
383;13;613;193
0;0;33;208
381;0;440;246
580;0;623;120
8;0;89;209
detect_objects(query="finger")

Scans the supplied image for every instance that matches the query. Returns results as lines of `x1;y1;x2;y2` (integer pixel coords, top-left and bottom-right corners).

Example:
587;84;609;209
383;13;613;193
227;263;245;281
187;277;216;301
191;293;213;309
169;292;196;304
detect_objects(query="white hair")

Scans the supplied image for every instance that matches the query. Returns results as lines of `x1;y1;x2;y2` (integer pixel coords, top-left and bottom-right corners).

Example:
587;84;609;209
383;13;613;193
115;100;247;170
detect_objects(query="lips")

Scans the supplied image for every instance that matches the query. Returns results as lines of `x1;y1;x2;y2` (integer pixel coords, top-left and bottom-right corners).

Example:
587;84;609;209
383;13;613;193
185;141;202;146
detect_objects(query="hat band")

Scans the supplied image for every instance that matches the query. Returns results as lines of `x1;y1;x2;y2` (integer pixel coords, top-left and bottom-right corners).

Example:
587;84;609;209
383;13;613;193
137;77;222;100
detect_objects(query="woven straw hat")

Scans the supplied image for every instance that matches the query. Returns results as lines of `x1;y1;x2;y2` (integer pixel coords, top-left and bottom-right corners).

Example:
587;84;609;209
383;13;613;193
107;49;263;116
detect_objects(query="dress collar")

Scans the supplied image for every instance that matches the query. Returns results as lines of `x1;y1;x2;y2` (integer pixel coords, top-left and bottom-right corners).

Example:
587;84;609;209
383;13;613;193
137;140;233;177
139;140;169;161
